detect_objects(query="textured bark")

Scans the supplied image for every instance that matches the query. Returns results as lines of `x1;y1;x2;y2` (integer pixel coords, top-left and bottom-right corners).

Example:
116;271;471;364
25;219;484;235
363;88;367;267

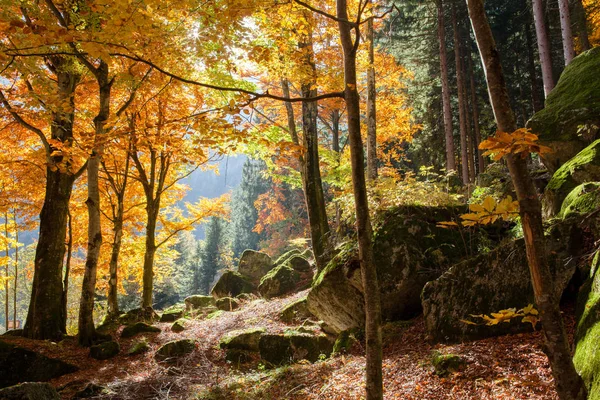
337;1;383;398
366;6;378;181
13;212;18;329
331;110;342;228
142;204;158;309
437;0;457;172
467;52;484;174
532;0;556;97
462;38;475;182
573;0;591;51
466;1;586;398
107;205;124;316
558;0;576;65
525;20;544;113
452;3;470;184
61;210;72;331
4;215;9;332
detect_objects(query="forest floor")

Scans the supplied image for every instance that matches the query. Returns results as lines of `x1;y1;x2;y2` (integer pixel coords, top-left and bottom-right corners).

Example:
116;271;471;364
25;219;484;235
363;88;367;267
1;290;571;400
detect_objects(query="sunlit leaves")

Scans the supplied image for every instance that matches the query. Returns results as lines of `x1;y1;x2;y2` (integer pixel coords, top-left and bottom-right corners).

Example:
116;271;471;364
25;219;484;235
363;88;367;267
479;128;552;161
461;304;540;329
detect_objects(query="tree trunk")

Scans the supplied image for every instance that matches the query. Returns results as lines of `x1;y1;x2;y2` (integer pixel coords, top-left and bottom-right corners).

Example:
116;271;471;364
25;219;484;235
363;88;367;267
331;109;342;229
532;0;556;97
558;0;576;65
452;3;470;184
61;210;72;331
526;20;544;112
13;212;18;329
573;0;591;51
437;0;457;173
142;204;158;309
337;1;383;399
107;209;124;317
465;1;587;398
4;214;9;332
366;4;378;181
467;52;485;174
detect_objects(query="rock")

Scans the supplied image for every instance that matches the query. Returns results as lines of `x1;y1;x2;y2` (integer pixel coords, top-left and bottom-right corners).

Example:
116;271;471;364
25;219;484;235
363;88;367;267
422;218;584;343
287;256;311;272
171;319;187;333
121;322;161;338
236;293;255;302
2;329;23;337
73;383;108;399
279;297;313;323
211;271;255;299
216;297;240;311
127;339;150;355
258;333;334;366
273;249;301;267
0;341;78;389
559;182;600;218
224;349;255;364
184;295;216;311
431;351;466;376
527;47;600;173
118;307;159;324
333;329;360;354
90;341;120;360
237;250;273;283
258;263;300;299
154;339;196;362
543;139;600;217
159;304;185;322
219;328;266;352
0;382;60;400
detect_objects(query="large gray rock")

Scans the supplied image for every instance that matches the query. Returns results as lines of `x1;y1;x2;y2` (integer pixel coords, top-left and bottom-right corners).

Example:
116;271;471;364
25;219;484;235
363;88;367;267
258;333;334;366
154;339;195;362
258;264;300;299
237;250;273;283
0;341;78;388
211;271;255;299
527;47;600;173
0;382;60;400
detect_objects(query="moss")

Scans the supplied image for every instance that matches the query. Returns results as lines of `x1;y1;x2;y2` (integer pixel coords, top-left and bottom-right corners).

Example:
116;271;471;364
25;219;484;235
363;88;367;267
430;350;466;376
216;297;240;311
312;241;357;288
121;322;161;338
258;264;300;298
219;327;266;351
154;339;196;361
560;182;600;218
279;297;310;323
171;319;187;333
185;295;216;310
332;329;359;354
211;271;255;298
273;249;301;267
206;310;224;320
128;338;150;355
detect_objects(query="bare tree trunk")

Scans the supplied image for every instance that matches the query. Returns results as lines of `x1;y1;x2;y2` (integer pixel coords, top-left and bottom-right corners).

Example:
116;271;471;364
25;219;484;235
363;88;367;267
61;210;72;331
337;1;383;399
4;214;9;332
366;3;378;181
142;204;158;310
107;210;123;317
437;0;457;172
13;211;17;329
526;20;545;112
331;109;342;229
532;0;556;97
466;1;587;398
468;52;485;174
573;0;591;51
558;0;576;65
452;2;470;184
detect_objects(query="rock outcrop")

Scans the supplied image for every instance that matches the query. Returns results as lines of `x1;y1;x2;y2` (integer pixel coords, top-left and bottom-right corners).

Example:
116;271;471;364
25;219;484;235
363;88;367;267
211;271;255;298
121;322;161;338
258;332;334;366
237;250;273;284
90;341;120;360
0;382;60;400
155;339;196;362
184;295;216;311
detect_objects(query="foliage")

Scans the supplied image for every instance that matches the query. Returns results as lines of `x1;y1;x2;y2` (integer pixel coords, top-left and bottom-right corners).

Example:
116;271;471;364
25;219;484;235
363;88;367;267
461;304;540;328
479;129;552;161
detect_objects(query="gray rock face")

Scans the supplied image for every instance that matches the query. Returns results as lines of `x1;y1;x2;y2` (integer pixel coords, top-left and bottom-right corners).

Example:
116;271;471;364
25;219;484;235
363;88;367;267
90;341;120;360
211;271;255;299
154;339;195;362
0;382;60;400
0;341;78;388
237;250;273;283
258;333;334;365
279;297;313;323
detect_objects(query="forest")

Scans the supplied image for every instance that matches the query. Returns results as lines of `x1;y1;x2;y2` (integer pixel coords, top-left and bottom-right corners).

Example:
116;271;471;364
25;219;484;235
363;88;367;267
0;0;599;399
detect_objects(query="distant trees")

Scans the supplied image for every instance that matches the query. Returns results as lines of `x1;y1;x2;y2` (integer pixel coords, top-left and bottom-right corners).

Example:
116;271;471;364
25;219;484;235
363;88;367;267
199;217;226;295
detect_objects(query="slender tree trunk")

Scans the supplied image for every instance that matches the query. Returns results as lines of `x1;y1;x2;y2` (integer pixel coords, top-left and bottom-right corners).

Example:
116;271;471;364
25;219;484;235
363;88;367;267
61;210;72;331
558;0;576;64
437;0;457;172
366;3;378;181
4;214;9;332
13;212;17;329
573;0;591;51
337;1;383;399
526;21;545;112
331;109;342;229
532;0;556;97
107;210;124;317
466;1;586;398
142;205;158;309
452;3;470;184
468;52;485;174
462;38;475;182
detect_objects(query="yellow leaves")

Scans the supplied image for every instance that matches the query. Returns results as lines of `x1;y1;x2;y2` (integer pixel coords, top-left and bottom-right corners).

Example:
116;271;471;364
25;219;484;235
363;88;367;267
479;128;553;161
464;196;520;227
461;304;540;328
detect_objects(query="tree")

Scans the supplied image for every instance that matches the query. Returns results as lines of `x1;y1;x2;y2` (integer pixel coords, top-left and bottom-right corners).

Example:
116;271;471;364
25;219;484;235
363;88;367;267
199;217;225;294
532;0;556;97
558;0;576;65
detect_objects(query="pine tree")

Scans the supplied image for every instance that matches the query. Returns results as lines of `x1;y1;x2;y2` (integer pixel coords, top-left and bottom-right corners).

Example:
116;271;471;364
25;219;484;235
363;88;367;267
200;217;225;294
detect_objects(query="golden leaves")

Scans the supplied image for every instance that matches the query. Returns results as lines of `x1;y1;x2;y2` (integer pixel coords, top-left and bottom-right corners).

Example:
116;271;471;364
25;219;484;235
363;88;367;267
460;196;519;227
479;128;552;161
460;304;540;329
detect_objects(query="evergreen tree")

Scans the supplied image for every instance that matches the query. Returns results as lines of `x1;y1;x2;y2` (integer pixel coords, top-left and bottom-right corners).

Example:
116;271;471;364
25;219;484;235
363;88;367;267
200;217;225;294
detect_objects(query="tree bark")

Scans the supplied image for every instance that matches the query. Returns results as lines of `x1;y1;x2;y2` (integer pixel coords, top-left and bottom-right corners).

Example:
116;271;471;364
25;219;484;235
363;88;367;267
452;2;470;184
13;212;18;329
525;20;544;112
4;214;9;332
573;0;591;51
467;52;484;174
106;191;125;317
437;0;457;173
558;0;576;65
337;1;383;399
366;4;378;181
142;204;158;309
532;0;556;97
61;209;72;331
465;1;587;398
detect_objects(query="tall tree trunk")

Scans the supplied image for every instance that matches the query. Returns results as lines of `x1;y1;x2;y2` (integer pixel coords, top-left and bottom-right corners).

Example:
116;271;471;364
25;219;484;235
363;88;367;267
13;211;18;329
526;21;545;112
452;2;470;184
465;1;587;398
142;204;158;309
4;214;9;332
331;109;342;229
462;37;475;182
366;3;378;181
437;0;457;173
467;52;485;174
337;1;383;399
107;206;124;317
558;0;576;65
61;209;72;331
532;0;556;97
573;0;591;51
24;66;79;341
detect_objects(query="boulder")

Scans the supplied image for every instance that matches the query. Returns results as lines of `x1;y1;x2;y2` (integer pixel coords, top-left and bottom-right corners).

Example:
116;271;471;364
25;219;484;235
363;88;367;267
273;249;301;267
154;339;195;362
0;341;78;388
127;339;150;356
90;341;120;360
159;304;185;322
258;333;334;366
257;264;300;299
559;182;600;218
171;319;187;333
287;256;311;272
543;139;600;217
216;297;240;311
431;351;466;376
118;307;159;324
184;295;216;311
211;271;255;299
0;382;60;400
121;322;161;338
527;47;600;173
279;297;313;323
422;219;584;343
219;328;266;352
237;250;273;283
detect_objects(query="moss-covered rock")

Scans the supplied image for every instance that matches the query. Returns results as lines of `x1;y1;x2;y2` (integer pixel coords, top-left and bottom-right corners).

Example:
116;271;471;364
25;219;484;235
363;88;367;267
211;270;255;299
184;295;216;311
237;250;273;283
559;182;600;218
258;333;334;366
90;341;120;360
121;322;161;338
258;263;300;299
287;256;311;272
0;382;60;400
171;319;187;333
127;339;150;355
216;297;240;311
0;341;78;388
527;47;600;173
219;328;266;352
117;307;159;324
154;339;196;362
159;304;185;322
431;351;466;376
333;329;359;354
279;297;313;323
273;249;302;267
543;139;600;217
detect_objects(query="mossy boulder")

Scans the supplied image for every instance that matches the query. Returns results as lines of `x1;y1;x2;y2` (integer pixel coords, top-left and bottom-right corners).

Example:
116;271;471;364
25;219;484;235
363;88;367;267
118;307;159;324
273;249;302;267
154;339;196;362
237;250;274;283
527;47;600;173
287;256;311;272
543;139;600;217
216;297;240;311
431;351;466;376
559;182;600;218
127;339;150;355
279;297;313;323
0;341;78;388
258;333;334;366
159;304;185;322
0;382;60;400
211;270;255;299
258;263;300;299
333;329;360;354
90;341;120;360
121;322;161;338
184;295;216;311
171;319;187;333
219;328;266;352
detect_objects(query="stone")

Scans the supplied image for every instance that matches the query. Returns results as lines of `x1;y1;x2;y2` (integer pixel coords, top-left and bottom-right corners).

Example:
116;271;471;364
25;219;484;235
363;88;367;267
527;47;600;173
159;304;185;322
121;322;161;338
171;319;187;333
73;383;108;399
258;333;334;366
236;293;254;302
237;250;273;283
543;139;600;217
0;383;60;400
287;256;311;272
279;297;313;323
559;182;600;218
0;340;78;389
257;263;300;299
332;329;359;354
184;295;216;311
431;351;466;376
117;307;159;324
154;339;196;362
273;249;301;267
211;271;255;299
90;341;120;360
127;339;150;356
216;297;240;311
219;328;266;352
